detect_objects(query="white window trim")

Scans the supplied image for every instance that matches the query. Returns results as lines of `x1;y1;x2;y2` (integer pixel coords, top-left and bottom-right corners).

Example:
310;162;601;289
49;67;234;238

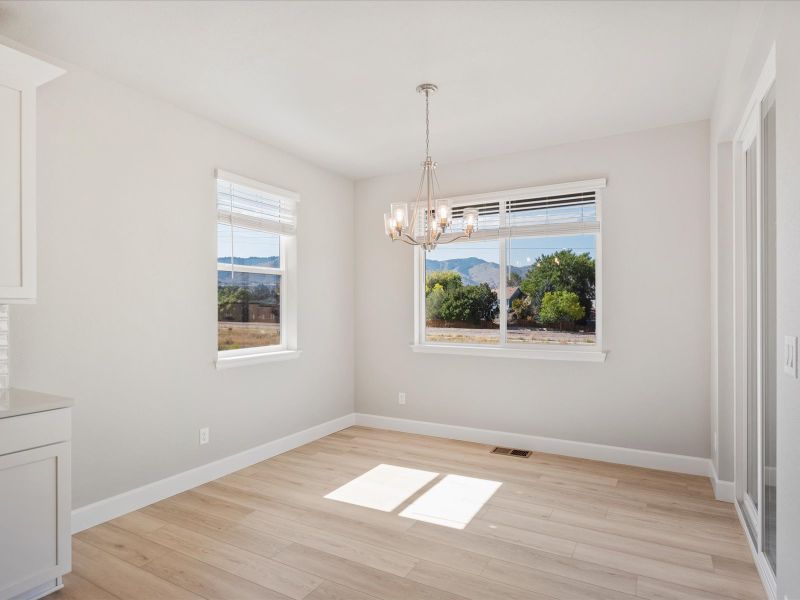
215;169;301;204
216;349;301;369
412;179;606;362
215;171;299;368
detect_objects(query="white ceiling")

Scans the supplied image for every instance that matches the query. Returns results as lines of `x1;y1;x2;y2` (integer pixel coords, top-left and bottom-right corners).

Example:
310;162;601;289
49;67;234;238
0;1;738;179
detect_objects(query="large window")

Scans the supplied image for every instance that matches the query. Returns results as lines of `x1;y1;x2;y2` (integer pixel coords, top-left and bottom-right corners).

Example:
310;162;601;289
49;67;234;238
216;170;298;361
417;180;604;357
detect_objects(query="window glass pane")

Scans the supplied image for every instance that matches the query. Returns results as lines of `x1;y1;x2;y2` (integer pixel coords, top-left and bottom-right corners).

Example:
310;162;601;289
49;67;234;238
506;234;596;345
218;272;280;351
762;97;777;572
217;223;280;268
425;241;500;345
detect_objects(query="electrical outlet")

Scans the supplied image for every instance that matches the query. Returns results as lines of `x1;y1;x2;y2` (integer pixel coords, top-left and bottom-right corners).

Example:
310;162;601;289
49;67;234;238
784;336;798;378
199;427;210;445
398;392;406;405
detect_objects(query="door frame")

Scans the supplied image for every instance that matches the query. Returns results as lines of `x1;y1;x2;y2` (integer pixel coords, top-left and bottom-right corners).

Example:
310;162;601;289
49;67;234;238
731;44;776;600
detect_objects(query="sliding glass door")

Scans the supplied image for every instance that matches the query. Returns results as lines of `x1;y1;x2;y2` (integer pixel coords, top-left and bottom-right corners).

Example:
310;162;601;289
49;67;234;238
760;86;776;573
738;83;776;583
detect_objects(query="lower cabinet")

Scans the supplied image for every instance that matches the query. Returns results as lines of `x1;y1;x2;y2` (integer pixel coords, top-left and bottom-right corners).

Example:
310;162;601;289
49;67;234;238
0;410;71;600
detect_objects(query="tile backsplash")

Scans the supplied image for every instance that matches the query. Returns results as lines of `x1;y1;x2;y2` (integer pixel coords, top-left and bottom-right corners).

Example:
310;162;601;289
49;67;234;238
0;305;8;389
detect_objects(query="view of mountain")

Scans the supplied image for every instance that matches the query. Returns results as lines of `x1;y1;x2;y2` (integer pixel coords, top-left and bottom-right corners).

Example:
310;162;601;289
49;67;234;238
218;256;280;287
425;257;530;288
218;256;280;268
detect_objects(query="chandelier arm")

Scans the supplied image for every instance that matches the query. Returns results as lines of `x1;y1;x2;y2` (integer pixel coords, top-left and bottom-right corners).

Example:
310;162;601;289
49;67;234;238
397;234;421;246
442;233;470;244
407;164;427;236
432;164;442;196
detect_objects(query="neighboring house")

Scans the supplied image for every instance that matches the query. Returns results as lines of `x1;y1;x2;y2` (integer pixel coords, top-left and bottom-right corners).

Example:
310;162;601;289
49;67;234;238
490;286;523;310
506;286;523;309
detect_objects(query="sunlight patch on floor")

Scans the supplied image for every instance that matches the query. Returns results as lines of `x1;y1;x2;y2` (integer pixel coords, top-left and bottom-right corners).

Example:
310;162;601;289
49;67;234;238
323;463;439;511
324;464;502;529
399;473;502;529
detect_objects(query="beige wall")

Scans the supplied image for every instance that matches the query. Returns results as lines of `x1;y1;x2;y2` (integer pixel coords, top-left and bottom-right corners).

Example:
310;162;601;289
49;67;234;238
10;68;355;509
355;121;711;459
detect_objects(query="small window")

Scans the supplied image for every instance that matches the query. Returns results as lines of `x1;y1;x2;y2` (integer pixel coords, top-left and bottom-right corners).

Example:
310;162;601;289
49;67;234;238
417;180;603;355
216;170;298;359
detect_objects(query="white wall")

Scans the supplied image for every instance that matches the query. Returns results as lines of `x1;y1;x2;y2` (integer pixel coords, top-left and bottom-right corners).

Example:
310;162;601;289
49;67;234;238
9;68;355;509
355;121;711;460
709;2;800;596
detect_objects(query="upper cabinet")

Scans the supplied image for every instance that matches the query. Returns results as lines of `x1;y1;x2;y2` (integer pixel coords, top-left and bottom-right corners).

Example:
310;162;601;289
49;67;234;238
0;44;64;303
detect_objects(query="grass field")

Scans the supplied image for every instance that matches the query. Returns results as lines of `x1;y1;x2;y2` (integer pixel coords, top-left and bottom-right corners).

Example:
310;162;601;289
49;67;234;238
426;325;595;345
218;321;280;351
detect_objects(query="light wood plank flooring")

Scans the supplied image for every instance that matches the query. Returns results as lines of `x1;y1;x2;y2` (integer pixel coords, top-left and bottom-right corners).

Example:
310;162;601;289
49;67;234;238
55;426;765;600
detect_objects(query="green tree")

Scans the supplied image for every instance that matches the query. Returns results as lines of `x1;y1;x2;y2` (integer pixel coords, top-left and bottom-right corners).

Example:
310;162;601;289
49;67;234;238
439;283;498;324
466;284;498;322
426;283;446;320
507;271;522;287
520;249;595;319
511;295;532;321
218;286;251;321
539;290;585;329
425;270;463;295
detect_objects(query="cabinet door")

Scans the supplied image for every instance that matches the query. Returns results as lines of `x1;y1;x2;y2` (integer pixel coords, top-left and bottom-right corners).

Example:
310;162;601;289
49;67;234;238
0;442;71;600
0;83;22;291
0;79;35;303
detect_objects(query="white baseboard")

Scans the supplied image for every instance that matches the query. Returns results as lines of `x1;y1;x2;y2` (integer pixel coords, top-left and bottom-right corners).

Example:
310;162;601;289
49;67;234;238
709;461;735;502
71;413;356;533
354;413;732;501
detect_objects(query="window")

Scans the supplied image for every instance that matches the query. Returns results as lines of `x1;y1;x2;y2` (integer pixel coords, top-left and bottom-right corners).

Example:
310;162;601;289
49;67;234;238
415;179;604;360
216;170;299;364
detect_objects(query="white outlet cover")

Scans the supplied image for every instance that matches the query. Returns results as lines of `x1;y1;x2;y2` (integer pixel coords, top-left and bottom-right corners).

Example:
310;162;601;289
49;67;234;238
199;427;210;444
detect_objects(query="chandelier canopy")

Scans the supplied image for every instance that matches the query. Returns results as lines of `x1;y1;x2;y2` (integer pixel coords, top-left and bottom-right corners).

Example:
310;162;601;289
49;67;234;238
383;83;478;251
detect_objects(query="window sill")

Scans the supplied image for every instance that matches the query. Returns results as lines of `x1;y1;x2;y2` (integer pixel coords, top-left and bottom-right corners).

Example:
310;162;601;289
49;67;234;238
216;350;301;370
410;344;606;362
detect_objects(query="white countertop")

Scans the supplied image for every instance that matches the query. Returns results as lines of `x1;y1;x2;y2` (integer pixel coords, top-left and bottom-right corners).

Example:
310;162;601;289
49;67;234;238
0;388;74;419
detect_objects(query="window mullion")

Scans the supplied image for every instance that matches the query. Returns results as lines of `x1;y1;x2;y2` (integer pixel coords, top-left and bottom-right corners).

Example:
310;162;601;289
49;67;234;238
498;199;508;345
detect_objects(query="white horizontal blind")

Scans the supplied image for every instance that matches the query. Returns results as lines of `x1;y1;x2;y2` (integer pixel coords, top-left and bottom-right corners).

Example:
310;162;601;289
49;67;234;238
442;186;600;242
216;173;298;236
504;190;598;237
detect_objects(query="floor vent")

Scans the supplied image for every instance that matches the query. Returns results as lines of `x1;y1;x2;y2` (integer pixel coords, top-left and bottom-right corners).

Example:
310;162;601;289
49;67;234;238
491;447;532;458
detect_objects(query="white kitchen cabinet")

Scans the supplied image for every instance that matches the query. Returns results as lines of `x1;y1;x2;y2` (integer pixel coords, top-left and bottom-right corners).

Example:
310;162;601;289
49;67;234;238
0;45;64;303
0;390;73;600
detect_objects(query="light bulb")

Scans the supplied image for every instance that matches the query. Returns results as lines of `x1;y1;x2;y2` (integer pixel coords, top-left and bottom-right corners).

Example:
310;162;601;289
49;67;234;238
390;202;409;232
384;212;400;239
463;208;478;236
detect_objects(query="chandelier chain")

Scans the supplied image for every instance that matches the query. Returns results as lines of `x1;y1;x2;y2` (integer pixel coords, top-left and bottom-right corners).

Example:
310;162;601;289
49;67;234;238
425;89;430;158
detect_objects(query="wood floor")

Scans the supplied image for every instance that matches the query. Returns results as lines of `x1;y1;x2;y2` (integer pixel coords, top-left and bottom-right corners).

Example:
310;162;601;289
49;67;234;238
55;426;765;600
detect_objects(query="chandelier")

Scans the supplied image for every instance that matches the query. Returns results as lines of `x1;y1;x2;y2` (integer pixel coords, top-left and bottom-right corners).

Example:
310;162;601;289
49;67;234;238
383;83;478;250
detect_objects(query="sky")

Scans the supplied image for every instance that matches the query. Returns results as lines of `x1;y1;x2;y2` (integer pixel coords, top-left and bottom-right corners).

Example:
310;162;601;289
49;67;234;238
217;222;596;269
426;234;596;268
